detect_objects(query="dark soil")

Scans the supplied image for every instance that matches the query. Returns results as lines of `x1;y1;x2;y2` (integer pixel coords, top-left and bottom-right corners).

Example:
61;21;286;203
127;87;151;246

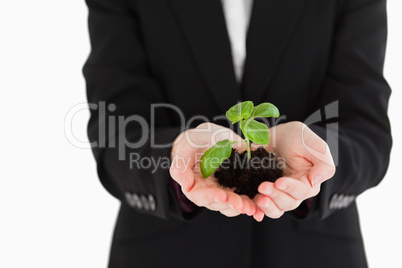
214;147;283;199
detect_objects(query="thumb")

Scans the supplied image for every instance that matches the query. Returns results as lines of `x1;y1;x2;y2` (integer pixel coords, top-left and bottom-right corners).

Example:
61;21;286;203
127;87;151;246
308;159;336;188
170;146;196;192
300;124;336;187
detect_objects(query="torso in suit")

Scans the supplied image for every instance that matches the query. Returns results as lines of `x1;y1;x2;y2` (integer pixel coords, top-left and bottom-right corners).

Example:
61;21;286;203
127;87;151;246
83;0;392;267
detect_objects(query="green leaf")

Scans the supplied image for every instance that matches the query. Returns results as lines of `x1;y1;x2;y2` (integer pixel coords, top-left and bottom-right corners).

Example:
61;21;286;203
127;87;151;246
251;102;280;118
225;101;254;124
200;139;234;178
240;119;270;145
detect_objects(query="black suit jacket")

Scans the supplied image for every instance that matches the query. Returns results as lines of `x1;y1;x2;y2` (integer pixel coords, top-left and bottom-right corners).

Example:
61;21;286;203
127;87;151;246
83;0;392;267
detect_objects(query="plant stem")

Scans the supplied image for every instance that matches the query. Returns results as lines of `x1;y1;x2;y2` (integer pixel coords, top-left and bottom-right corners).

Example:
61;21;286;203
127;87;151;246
246;138;251;161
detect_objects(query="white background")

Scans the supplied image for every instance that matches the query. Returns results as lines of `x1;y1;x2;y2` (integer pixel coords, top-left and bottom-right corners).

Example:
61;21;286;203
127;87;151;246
0;1;400;267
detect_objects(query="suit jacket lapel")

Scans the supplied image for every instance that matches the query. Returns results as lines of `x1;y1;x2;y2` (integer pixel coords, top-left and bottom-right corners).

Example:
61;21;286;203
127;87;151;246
241;0;307;102
168;0;241;113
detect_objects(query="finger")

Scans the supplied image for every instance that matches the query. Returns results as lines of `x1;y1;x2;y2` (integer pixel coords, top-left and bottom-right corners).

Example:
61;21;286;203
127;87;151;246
226;191;243;211
244;196;257;216
239;196;250;214
274;176;321;200
301;127;336;187
308;158;336;188
253;208;265;222
239;195;256;216
220;208;242;217
206;190;243;212
254;194;284;219
186;184;228;208
169;144;196;192
207;199;234;212
204;191;245;214
257;181;275;196
258;181;301;211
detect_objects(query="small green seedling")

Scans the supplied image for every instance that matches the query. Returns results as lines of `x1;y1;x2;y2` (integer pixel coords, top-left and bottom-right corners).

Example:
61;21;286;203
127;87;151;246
200;101;280;178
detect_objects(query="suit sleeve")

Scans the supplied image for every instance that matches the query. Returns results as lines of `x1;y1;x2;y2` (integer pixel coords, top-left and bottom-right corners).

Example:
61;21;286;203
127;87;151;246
307;0;392;219
83;0;191;220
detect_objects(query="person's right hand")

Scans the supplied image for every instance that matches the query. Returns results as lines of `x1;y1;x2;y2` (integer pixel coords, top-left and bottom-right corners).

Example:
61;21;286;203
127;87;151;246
169;123;257;217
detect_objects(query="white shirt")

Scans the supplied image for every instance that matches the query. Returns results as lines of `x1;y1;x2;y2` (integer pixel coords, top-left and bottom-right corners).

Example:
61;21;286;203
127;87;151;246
220;0;253;82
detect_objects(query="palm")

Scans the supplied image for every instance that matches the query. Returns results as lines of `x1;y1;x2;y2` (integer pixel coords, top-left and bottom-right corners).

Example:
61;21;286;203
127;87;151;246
191;163;235;201
275;148;313;182
188;145;256;214
253;122;327;184
171;123;257;215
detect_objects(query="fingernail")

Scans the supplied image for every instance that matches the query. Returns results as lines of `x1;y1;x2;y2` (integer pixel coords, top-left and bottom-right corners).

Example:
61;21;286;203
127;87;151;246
263;185;273;195
261;201;270;209
276;183;286;190
214;197;222;203
228;204;234;210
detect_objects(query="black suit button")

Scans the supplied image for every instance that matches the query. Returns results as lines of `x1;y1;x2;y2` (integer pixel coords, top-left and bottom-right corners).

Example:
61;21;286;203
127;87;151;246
141;195;150;211
148;194;156;212
125;192;156;211
125;192;135;207
329;193;355;210
133;194;142;209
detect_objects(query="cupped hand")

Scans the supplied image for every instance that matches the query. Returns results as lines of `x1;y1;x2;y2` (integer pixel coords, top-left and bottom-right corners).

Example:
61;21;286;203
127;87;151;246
252;121;336;222
169;123;257;217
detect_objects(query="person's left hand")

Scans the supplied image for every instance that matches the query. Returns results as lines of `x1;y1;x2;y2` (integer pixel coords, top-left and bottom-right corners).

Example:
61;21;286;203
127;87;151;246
251;122;336;222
